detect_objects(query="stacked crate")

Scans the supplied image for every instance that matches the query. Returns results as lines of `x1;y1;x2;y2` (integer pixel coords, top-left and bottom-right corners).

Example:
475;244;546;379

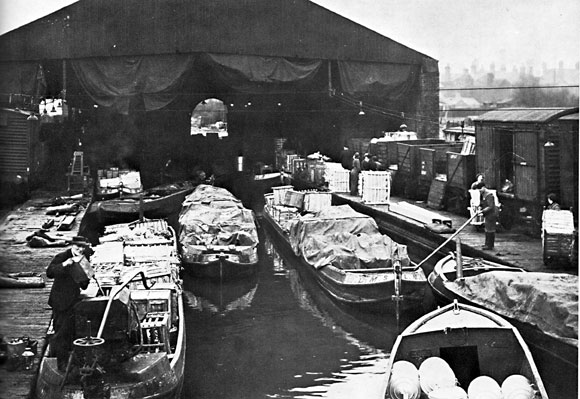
303;191;332;213
324;162;350;192
265;191;301;227
358;171;391;204
283;190;305;209
275;149;295;171
272;185;294;205
542;209;576;265
306;159;326;185
291;158;307;175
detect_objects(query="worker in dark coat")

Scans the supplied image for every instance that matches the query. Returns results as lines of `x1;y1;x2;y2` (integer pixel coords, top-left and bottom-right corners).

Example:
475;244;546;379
361;153;373;171
475;183;498;250
46;236;94;370
340;144;353;170
349;152;361;196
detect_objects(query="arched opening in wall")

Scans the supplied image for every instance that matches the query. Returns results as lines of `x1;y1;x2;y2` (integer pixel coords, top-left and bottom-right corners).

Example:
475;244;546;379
190;98;228;138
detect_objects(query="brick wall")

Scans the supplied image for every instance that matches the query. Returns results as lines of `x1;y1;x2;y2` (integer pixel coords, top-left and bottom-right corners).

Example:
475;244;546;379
415;71;440;138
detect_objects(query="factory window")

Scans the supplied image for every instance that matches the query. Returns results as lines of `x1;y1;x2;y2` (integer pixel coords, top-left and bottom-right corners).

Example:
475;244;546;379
190;98;228;138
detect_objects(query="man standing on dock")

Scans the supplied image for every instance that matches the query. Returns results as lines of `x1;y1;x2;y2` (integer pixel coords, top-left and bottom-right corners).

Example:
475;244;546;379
46;236;94;370
475;183;497;250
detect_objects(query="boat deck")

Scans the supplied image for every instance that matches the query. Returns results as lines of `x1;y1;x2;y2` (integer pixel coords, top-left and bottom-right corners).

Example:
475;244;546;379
332;192;577;275
0;193;89;398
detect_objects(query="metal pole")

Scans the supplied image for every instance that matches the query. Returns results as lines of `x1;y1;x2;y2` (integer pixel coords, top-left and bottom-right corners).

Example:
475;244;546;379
456;237;463;279
416;211;480;269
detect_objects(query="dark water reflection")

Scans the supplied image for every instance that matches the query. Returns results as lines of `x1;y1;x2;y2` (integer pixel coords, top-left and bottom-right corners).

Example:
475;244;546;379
181;231;430;399
181;228;575;399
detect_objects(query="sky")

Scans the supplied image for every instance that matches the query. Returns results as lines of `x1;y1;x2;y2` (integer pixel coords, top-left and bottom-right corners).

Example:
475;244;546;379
1;0;579;73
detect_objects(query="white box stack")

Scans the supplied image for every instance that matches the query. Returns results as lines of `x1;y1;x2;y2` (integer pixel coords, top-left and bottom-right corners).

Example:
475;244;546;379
324;162;350;192
303;191;332;213
359;171;391;204
272;185;294;205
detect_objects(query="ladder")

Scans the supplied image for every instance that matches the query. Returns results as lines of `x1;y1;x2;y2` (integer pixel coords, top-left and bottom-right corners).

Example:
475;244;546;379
67;151;89;193
70;151;84;176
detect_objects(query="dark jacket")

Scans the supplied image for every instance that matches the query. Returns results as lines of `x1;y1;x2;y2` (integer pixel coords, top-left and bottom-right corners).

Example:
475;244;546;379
46;248;91;311
480;190;498;232
340;148;353;170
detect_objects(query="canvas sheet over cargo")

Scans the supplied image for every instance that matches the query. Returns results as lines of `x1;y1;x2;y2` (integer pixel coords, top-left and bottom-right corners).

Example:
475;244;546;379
446;270;578;347
288;205;410;270
179;185;259;248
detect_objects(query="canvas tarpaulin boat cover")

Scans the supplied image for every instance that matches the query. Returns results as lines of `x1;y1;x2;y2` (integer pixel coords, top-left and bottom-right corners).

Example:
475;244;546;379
288;205;410;270
448;271;578;347
178;185;258;247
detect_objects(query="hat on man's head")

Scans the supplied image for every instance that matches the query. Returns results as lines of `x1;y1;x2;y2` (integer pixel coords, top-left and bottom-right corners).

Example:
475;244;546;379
71;236;90;246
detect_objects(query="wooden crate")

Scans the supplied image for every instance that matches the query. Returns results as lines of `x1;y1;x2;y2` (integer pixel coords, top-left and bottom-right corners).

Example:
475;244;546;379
283;190;305;208
542;210;576;265
291;158;306;174
359;171;391;204
303;191;332;213
272;185;294;205
324;163;350;192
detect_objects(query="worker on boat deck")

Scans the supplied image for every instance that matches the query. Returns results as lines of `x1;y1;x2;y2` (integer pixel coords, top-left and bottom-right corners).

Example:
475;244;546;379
475;183;497;250
46;236;94;371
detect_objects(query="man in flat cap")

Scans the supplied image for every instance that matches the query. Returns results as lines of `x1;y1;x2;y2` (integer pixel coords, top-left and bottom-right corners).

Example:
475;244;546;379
46;236;94;370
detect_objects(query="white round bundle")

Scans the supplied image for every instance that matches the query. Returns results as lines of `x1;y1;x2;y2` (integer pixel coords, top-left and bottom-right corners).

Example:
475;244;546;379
467;375;502;399
418;357;457;394
387;360;421;399
501;375;535;399
428;385;468;399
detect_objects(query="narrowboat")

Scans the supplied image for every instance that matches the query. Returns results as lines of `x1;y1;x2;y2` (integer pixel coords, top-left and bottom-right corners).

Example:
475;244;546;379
428;253;578;381
178;184;259;279
384;300;548;399
261;188;427;312
85;181;195;226
35;219;185;399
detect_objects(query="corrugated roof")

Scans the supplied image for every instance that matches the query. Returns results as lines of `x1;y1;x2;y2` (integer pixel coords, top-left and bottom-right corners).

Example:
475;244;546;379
474;108;579;123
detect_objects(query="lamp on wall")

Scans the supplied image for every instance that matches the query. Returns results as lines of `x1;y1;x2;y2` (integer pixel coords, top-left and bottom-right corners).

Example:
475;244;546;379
27;113;38;121
544;141;555;147
358;101;365;116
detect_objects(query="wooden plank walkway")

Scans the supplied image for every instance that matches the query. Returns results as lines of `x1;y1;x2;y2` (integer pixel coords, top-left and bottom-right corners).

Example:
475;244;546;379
0;193;89;398
333;192;577;275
